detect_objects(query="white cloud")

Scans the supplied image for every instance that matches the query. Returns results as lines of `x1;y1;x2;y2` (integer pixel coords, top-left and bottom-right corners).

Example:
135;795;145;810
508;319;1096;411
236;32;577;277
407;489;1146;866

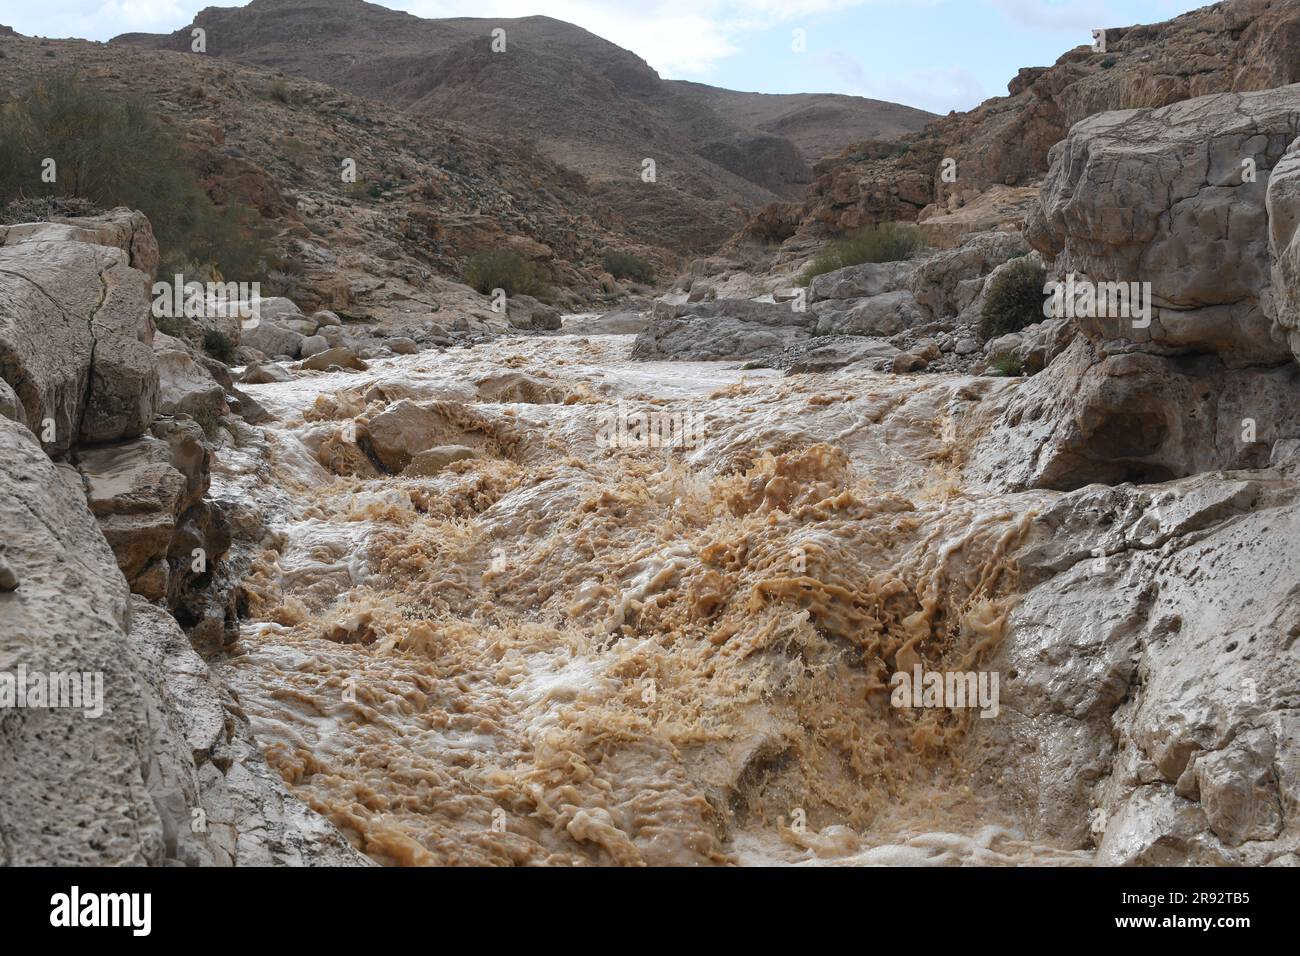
815;51;986;113
989;0;1111;33
407;1;886;78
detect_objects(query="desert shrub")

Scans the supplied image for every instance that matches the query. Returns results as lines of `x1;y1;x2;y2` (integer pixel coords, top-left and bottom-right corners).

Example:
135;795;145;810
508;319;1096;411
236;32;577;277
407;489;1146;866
989;353;1024;377
799;223;924;286
979;258;1048;341
602;250;655;284
1100;56;1118;69
202;328;236;364
462;248;550;299
0;73;270;277
265;79;291;103
1;195;101;224
190;405;221;438
154;313;188;340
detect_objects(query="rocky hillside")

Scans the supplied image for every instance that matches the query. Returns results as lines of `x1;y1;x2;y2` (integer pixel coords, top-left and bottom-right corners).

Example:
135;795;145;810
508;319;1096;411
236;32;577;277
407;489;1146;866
736;0;1300;248
0;28;656;318
668;83;934;163
111;0;932;250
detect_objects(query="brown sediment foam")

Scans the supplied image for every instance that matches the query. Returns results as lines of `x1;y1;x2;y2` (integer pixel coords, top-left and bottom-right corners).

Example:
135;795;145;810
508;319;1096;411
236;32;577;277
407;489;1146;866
227;368;1039;865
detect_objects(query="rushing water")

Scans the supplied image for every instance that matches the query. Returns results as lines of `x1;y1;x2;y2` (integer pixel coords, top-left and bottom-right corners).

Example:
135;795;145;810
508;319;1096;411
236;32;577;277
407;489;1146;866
212;331;1093;865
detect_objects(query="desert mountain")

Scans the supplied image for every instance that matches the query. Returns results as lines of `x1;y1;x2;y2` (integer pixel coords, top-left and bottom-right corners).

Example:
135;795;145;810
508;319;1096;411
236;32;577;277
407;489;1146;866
112;0;933;251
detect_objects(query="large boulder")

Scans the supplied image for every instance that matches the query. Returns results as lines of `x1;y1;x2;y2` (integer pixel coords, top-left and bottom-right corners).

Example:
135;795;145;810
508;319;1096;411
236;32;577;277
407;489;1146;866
506;294;562;331
242;319;306;360
907;231;1027;323
808;261;914;304
1028;84;1300;366
976;86;1300;488
156;348;228;420
0;229;158;453
0;206;159;277
813;290;925;337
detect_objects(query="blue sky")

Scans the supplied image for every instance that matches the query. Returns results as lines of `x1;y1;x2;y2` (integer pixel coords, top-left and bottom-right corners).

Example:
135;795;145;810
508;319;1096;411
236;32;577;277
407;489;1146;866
5;0;1209;113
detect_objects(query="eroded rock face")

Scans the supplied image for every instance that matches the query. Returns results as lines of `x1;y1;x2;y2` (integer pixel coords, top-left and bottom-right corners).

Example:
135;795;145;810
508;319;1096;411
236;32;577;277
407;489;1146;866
1027;85;1300;366
0;417;361;865
813;290;924;337
808;260;913;303
156;348;229;419
0;223;159;453
1265;133;1300;361
955;473;1300;864
971;338;1300;489
908;231;1026;324
0;206;159;276
977;86;1300;489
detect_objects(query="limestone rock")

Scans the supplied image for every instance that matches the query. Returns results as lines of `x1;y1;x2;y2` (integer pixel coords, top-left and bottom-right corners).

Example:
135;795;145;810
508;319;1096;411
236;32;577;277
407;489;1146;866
0;206;159;276
156;348;228;419
0;231;158;453
970;337;1300;490
892;351;928;373
301;346;368;372
917;185;1039;250
814;290;925;337
358;400;446;472
632;298;812;361
808;260;913;304
77;437;190;600
242;319;306;360
908;231;1026;323
1265;133;1300;362
240;362;293;385
299;334;330;358
1027;84;1300;366
506;294;562;331
564;310;650;334
0;377;25;425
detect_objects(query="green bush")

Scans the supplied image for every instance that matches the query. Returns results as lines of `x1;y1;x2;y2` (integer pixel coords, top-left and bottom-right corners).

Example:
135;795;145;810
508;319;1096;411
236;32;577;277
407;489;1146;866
0;73;270;278
602;250;655;285
265;79;291;103
799;223;924;286
202;328;236;364
462;249;550;299
989;353;1024;377
979;258;1048;341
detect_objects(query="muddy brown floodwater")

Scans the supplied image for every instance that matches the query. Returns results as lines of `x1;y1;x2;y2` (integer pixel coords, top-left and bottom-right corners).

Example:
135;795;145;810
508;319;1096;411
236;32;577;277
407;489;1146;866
213;330;1094;865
